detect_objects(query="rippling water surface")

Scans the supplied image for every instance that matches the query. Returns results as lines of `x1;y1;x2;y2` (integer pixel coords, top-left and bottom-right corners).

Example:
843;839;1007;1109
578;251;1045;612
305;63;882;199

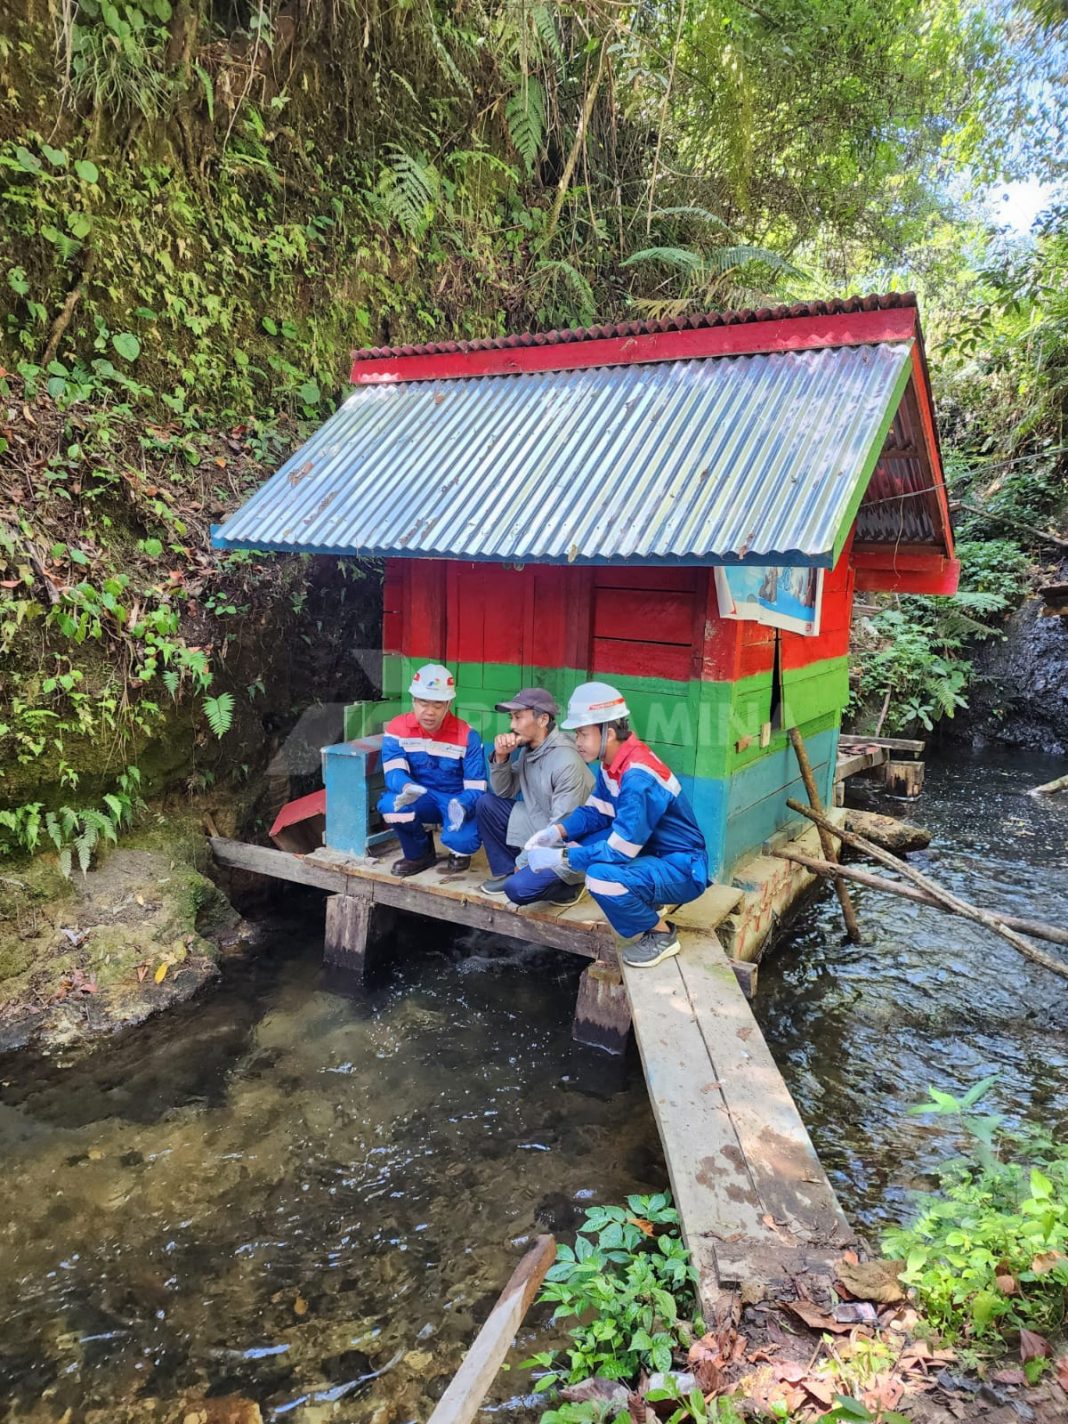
0;747;1065;1421
757;746;1068;1231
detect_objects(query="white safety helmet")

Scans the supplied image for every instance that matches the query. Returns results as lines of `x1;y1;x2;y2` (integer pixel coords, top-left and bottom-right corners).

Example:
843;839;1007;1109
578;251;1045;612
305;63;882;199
561;681;631;730
409;663;456;702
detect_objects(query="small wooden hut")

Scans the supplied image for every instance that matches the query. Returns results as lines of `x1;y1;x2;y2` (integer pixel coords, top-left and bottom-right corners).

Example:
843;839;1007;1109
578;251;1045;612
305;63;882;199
214;295;955;879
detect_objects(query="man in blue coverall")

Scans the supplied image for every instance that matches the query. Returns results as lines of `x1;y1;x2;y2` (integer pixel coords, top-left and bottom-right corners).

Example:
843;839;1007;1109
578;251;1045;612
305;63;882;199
378;662;487;876
524;681;710;967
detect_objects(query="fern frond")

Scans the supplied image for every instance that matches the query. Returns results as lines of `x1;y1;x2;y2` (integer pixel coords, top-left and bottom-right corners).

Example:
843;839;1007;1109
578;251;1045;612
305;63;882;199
422;0;473;95
448;149;519;184
75;832;94;874
204;691;235;738
630;296;693;320
700;244;806;278
378;149;440;235
531;3;563;60
533;259;597;327
506;75;545;173
649;206;731;230
622;246;705;272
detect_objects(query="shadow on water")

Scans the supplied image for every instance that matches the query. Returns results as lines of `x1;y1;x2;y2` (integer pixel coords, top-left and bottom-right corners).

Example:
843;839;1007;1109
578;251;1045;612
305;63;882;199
0;890;660;1423
755;746;1068;1234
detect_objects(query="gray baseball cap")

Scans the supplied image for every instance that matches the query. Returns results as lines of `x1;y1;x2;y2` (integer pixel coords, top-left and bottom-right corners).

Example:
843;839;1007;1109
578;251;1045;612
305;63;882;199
494;687;559;716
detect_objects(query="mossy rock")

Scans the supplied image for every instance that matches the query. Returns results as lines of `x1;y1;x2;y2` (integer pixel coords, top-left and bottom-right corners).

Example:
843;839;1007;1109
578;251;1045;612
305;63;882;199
0;820;240;1053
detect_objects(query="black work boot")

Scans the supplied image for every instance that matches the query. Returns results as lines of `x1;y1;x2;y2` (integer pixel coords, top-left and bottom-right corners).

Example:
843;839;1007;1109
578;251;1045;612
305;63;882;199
390;848;437;877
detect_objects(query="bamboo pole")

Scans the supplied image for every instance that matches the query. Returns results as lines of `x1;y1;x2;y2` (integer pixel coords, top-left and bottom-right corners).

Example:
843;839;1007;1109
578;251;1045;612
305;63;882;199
785;799;1068;983
772;847;1068;948
788;726;861;942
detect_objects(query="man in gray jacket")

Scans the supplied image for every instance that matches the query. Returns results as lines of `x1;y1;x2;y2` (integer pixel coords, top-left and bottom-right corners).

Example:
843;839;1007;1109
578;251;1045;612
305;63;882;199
475;688;593;905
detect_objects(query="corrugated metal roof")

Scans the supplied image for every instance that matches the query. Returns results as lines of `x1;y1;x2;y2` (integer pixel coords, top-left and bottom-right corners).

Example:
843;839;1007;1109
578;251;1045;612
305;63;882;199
213;341;913;567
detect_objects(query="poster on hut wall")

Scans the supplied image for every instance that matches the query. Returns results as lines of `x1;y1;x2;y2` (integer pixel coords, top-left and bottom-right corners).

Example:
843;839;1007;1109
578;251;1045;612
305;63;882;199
714;564;824;636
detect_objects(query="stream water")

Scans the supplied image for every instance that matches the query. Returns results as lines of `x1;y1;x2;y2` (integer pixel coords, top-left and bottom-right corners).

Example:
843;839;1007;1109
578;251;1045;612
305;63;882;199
0;748;1065;1423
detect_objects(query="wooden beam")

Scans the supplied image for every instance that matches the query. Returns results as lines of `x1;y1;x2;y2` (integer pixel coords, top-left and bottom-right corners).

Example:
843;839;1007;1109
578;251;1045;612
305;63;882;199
427;1236;556;1424
622;954;766;1308
573;959;632;1054
854;561;960;595
852;547;948;571
789;727;861;942
839;734;926;754
209;838;610;960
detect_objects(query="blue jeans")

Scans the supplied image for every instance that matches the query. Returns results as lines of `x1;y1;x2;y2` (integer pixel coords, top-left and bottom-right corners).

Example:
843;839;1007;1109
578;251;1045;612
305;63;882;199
474;792;520;875
475;792;576;905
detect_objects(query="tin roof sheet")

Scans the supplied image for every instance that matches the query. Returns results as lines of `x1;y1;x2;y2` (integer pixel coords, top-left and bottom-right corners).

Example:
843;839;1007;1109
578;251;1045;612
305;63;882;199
213;340;913;567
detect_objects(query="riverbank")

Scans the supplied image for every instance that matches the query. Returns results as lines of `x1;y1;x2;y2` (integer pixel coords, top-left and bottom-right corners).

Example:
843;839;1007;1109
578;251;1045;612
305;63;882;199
0;806;243;1054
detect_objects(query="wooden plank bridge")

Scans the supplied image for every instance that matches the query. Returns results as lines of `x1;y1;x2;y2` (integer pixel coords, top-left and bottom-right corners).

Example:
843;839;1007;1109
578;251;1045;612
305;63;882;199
211;830;855;1312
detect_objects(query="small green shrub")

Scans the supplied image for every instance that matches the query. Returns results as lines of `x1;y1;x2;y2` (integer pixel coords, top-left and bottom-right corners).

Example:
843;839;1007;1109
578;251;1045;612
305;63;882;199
882;1079;1068;1348
955;538;1032;601
524;1193;702;1398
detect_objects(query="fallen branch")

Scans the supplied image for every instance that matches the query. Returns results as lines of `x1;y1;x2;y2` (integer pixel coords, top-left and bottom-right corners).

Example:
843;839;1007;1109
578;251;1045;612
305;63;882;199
1030;773;1068;796
772;848;1068;948
788;727;860;942
786;799;1068;983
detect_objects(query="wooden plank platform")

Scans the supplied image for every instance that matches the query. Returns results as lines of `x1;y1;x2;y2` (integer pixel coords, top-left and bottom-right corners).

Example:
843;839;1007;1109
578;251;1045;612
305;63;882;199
622;931;854;1313
209;834;854;1309
835;744;890;780
210;837;748;963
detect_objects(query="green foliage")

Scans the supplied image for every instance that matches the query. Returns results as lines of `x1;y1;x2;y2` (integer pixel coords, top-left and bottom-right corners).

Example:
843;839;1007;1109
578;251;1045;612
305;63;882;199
203;692;234;738
524;1192;702;1400
0;768;142;874
848;537;1031;735
883;1080;1068;1347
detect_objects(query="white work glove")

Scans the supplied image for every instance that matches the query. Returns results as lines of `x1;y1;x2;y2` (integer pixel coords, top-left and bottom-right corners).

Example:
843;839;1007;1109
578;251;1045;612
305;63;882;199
524;824;563;851
528;845;564;874
446;797;465;832
393;781;426;809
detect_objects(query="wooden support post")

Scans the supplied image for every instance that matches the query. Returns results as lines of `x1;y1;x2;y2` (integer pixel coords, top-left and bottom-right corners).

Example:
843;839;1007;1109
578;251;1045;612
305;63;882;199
427;1235;556;1424
788;726;861;943
729;957;758;999
884;758;925;798
573;956;632;1054
324;892;371;975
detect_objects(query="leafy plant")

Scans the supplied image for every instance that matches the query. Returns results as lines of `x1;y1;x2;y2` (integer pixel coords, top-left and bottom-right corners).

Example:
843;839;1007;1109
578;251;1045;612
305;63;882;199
883;1079;1068;1346
203;692;235;738
524;1192;701;1398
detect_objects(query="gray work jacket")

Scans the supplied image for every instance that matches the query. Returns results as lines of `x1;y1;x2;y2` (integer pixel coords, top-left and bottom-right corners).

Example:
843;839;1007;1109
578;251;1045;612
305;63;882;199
488;728;593;882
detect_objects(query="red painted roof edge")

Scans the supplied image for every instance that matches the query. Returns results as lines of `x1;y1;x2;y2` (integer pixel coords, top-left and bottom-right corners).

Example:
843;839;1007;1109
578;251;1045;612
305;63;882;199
350;293;918;383
269;788;326;836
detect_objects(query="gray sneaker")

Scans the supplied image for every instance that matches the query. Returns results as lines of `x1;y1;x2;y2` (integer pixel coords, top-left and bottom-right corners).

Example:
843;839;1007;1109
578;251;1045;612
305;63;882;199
480;874;512;896
622;923;680;968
